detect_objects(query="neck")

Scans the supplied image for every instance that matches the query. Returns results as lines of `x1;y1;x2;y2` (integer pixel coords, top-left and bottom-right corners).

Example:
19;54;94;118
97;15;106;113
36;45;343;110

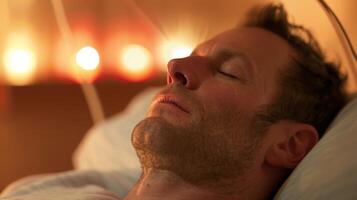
123;168;247;200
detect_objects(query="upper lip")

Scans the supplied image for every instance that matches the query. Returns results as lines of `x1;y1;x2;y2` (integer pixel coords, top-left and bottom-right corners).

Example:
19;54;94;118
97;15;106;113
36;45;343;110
155;94;190;114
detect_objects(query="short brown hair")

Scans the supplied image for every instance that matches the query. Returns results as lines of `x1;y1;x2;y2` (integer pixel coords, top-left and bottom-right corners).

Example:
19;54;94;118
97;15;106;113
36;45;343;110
244;3;348;137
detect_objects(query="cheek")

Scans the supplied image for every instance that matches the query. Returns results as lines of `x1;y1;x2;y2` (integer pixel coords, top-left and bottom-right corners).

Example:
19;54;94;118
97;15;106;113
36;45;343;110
195;82;259;142
198;82;258;116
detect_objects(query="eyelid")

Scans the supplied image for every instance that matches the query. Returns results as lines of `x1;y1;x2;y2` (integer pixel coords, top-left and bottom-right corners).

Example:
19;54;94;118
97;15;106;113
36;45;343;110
221;59;242;75
218;60;248;83
214;49;254;81
217;69;238;79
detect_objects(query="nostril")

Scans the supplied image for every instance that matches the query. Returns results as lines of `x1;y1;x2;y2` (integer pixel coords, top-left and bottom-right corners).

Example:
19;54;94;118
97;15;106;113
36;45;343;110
167;75;173;84
174;72;188;86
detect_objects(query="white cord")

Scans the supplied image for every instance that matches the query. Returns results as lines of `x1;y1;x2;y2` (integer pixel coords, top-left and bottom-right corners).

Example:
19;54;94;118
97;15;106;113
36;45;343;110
51;0;105;124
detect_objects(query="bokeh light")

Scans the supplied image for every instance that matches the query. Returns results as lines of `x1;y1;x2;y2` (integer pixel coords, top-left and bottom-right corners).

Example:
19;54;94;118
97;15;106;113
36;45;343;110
54;30;100;83
75;46;100;71
117;44;154;82
160;40;193;71
121;44;151;72
169;46;193;60
3;48;37;85
3;32;37;85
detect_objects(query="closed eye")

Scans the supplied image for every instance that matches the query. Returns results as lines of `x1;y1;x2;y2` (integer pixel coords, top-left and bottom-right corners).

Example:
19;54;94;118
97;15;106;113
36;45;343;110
217;70;238;79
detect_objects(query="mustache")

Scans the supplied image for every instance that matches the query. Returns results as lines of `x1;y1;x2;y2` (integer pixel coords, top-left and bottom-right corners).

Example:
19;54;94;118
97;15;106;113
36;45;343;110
155;84;192;100
150;83;200;114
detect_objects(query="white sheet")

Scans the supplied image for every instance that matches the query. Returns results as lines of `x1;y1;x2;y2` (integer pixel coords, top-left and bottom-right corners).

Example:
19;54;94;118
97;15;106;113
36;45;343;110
0;170;134;199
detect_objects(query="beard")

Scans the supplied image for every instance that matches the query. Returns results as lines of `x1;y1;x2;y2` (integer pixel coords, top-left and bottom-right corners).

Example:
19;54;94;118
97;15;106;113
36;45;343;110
131;106;263;185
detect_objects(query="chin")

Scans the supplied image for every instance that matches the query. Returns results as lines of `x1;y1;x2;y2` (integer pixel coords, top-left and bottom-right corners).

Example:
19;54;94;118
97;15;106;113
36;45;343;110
131;116;175;152
131;116;197;170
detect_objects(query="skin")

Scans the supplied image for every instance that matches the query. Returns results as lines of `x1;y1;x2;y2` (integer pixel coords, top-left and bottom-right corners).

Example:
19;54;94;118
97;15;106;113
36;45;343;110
125;27;318;200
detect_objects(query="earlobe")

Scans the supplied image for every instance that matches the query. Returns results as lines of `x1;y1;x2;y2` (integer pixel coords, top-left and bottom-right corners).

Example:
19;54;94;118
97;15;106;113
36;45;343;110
265;121;319;169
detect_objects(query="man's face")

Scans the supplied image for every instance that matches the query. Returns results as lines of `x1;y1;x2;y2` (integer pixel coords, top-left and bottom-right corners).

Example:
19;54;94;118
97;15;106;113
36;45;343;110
132;27;294;183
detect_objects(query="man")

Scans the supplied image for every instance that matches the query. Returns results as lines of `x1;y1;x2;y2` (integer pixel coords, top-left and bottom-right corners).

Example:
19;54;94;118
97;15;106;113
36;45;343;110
126;3;347;200
1;3;347;200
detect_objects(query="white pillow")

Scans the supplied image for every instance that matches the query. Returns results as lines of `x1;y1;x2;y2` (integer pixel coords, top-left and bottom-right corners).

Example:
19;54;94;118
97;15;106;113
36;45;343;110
274;95;357;199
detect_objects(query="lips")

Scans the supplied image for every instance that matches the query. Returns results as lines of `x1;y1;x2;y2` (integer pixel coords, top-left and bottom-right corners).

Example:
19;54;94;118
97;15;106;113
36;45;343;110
155;95;190;114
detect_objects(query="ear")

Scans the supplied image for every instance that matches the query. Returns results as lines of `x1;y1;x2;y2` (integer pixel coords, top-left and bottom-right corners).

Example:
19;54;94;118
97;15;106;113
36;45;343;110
265;120;319;169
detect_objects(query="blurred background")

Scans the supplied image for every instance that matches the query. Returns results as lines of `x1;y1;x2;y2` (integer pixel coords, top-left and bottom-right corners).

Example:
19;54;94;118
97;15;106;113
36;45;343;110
0;0;356;191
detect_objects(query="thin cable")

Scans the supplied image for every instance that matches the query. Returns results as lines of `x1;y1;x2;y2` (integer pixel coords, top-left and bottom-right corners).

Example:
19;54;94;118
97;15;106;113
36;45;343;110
317;0;357;86
51;0;105;124
317;0;356;59
80;83;105;123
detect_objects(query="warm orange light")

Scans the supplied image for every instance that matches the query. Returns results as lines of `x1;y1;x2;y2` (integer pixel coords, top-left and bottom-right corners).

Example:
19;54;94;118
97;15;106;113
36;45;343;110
117;44;154;82
3;32;37;85
170;47;193;60
54;30;100;83
160;40;193;71
73;46;100;83
121;44;151;72
76;46;100;71
3;48;37;85
3;26;37;85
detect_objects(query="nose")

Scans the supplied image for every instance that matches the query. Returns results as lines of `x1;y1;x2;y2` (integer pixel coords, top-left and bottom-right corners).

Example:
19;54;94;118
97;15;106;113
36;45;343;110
166;56;212;90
